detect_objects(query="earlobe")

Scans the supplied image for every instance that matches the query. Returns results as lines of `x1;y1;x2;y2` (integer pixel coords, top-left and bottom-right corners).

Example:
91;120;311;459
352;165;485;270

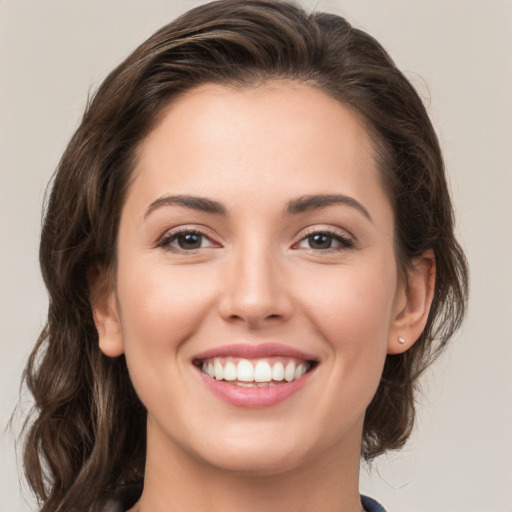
89;270;125;358
388;250;436;355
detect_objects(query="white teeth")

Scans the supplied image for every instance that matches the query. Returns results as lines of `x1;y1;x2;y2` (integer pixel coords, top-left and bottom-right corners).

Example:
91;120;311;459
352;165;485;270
284;361;296;382
237;360;255;382
254;361;272;382
223;361;237;381
295;363;306;379
200;357;312;383
214;359;224;380
271;362;285;381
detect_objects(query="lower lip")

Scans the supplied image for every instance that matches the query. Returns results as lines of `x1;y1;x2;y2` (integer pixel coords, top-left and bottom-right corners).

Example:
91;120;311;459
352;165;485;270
197;369;314;408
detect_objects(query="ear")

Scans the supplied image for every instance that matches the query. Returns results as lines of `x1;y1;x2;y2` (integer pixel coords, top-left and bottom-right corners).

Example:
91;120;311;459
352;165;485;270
89;268;125;358
387;250;436;355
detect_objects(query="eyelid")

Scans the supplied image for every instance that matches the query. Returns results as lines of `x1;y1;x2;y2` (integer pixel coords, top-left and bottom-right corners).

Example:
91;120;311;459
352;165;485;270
292;225;356;251
157;224;221;252
296;224;355;241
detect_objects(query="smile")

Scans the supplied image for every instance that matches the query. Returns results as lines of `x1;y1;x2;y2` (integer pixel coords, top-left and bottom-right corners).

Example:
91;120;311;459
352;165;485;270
196;357;315;387
192;343;319;408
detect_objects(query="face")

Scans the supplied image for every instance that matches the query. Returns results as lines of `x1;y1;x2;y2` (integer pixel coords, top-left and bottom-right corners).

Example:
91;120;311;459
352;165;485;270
96;82;412;476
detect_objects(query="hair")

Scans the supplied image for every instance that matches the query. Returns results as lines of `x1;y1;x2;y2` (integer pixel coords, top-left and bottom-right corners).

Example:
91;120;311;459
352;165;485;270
22;1;468;511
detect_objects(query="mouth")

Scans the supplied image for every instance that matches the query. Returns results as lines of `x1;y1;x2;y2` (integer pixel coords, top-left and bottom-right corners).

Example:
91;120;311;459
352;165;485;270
193;356;318;387
191;343;319;408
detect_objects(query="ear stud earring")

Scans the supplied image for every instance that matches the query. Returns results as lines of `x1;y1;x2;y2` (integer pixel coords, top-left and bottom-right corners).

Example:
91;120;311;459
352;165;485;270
398;336;406;345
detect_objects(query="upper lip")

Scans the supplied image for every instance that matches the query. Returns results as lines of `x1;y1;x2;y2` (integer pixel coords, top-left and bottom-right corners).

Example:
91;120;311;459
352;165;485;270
193;342;318;361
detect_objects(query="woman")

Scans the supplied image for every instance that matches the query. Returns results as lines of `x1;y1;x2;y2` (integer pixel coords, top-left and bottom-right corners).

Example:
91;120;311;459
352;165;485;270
22;1;468;511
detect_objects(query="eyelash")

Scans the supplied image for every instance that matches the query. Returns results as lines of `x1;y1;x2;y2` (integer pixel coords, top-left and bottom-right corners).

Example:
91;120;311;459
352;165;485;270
158;227;218;253
293;228;354;253
157;227;354;254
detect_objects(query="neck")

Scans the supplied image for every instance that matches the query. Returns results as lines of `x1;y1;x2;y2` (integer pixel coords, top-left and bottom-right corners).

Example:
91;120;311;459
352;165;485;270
134;419;365;512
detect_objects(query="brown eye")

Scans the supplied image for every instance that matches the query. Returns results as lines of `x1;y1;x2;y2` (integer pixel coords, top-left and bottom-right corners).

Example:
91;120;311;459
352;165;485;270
160;229;217;252
176;233;203;250
295;230;354;252
307;233;333;249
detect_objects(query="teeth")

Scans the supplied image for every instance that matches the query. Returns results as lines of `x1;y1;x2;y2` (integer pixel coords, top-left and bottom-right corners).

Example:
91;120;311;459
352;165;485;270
214;359;224;380
234;381;278;387
254;361;272;382
284;361;296;382
200;357;313;384
237;360;255;382
295;363;306;379
235;382;273;388
272;362;285;381
223;361;237;381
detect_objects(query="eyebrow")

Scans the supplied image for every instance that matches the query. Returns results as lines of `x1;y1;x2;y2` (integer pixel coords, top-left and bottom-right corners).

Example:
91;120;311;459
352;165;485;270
145;193;372;222
145;195;227;218
284;194;373;222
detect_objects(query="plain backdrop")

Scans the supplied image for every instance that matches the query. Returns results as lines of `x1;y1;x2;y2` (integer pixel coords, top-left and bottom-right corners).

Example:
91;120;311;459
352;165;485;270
1;1;511;511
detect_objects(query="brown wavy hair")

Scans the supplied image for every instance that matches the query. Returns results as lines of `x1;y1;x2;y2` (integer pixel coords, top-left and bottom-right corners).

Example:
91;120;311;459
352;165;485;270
22;1;469;510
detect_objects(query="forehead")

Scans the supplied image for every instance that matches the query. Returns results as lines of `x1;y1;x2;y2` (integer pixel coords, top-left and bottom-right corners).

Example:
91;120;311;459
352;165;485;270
140;81;375;162
127;81;391;223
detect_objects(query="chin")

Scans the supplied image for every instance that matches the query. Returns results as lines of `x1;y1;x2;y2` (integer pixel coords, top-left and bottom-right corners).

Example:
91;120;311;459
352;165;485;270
186;425;321;477
201;446;310;476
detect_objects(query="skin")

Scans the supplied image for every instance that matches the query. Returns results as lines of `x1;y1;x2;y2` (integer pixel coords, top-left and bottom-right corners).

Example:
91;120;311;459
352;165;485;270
93;81;435;512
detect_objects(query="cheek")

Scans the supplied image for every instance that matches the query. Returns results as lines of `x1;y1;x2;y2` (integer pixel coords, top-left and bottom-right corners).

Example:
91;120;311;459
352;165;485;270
116;260;216;354
300;260;396;337
296;259;397;386
114;261;220;415
270;260;398;446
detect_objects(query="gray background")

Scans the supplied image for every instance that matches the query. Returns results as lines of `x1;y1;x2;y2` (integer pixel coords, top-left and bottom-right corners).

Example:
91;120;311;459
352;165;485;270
1;1;511;511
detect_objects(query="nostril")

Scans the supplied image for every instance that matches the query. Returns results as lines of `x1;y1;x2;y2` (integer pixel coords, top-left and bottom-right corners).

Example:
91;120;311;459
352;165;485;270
225;312;284;326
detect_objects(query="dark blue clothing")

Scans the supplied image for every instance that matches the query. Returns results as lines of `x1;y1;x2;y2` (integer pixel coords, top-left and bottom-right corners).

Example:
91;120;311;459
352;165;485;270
103;483;387;511
361;494;387;512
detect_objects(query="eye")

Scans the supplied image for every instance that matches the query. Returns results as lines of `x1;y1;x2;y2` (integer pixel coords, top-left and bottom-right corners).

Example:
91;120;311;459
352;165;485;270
159;229;218;252
295;231;354;251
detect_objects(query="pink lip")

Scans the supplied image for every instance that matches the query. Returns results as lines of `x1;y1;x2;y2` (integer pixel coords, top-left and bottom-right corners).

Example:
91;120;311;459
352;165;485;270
193;342;317;361
192;343;318;409
197;368;314;409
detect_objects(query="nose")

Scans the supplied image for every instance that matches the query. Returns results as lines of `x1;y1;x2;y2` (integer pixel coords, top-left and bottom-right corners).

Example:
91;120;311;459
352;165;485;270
218;242;294;329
